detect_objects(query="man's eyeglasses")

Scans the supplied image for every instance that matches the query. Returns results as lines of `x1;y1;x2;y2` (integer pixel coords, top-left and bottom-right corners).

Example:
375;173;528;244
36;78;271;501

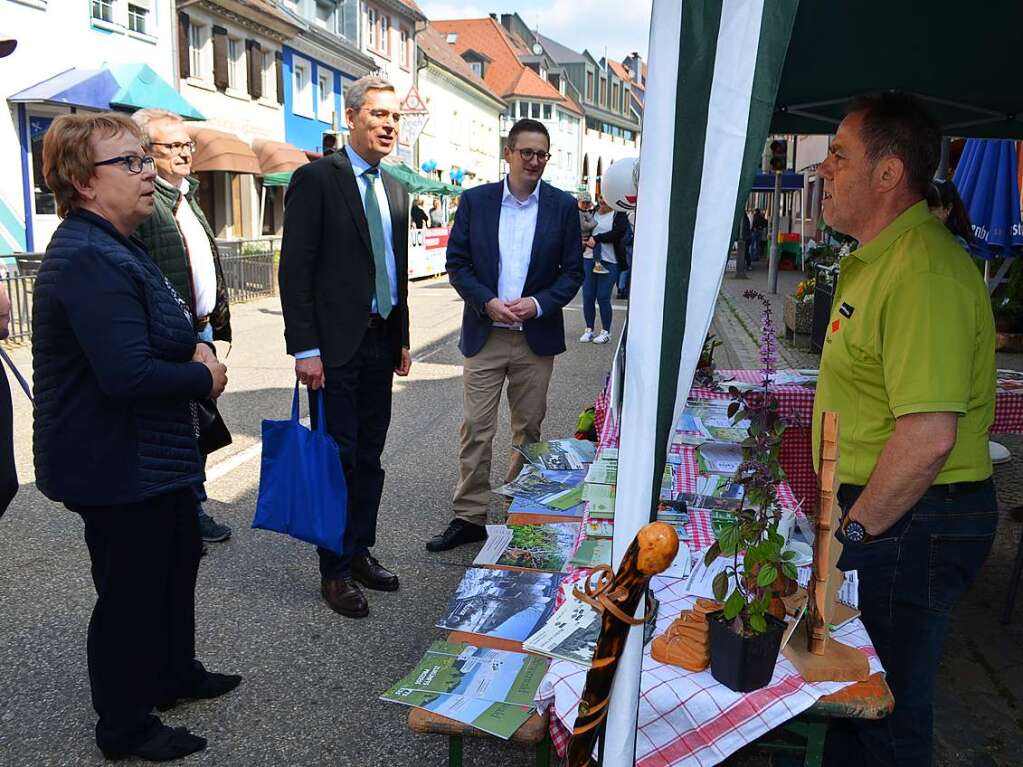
362;108;401;124
93;155;156;175
150;140;196;154
513;148;551;163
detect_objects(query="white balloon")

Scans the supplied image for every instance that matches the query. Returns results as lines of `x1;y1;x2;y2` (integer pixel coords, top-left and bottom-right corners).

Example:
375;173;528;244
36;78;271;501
601;157;640;213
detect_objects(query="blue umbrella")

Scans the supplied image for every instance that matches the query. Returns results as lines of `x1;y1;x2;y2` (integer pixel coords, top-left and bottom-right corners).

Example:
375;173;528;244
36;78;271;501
953;139;1023;259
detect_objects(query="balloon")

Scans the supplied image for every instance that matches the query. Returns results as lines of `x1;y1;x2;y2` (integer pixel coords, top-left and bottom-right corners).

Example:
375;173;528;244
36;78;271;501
602;157;640;213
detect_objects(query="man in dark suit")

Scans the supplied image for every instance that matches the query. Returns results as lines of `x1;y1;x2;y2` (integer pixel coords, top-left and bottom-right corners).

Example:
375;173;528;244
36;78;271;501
279;75;411;619
426;118;584;552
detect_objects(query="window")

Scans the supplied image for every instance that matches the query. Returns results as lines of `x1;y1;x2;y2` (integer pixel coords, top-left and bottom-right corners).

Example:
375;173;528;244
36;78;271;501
623;88;630;114
262;50;276;100
315;0;335;30
91;0;113;23
612;82;620;111
530;102;540;119
469;61;482;77
227;38;243;90
446;32;457;44
399;27;410;69
586;70;594;101
367;7;376;49
599;78;606;106
380;14;390;55
518;101;528;118
338;0;358;44
542;103;552;120
318;71;334;122
127;3;148;34
293;58;313;117
188;23;207;78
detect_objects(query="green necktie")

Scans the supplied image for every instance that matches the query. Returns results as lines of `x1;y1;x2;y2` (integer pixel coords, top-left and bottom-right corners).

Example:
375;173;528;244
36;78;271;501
363;168;392;319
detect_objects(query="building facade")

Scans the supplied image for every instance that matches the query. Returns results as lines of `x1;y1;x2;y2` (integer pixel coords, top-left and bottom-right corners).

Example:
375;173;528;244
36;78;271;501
359;0;425;165
431;16;583;193
278;0;375;154
1;0;178;252
416;25;505;189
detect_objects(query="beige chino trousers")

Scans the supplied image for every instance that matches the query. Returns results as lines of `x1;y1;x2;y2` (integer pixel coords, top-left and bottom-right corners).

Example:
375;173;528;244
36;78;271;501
452;328;555;524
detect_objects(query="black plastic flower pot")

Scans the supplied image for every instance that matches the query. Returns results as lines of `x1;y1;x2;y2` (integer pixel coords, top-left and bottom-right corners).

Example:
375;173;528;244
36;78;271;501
707;610;786;693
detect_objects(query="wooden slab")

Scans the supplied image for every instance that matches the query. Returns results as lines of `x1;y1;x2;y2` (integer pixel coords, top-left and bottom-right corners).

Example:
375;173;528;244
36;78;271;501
783;622;869;683
408;706;549;744
813;673;895;720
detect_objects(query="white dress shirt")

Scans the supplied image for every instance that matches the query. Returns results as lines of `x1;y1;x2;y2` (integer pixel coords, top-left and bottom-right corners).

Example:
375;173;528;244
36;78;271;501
163;177;217;317
495;179;543;328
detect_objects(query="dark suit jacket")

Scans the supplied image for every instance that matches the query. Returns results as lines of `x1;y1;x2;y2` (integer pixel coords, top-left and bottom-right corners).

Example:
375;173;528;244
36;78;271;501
279;150;410;368
446;180;583;358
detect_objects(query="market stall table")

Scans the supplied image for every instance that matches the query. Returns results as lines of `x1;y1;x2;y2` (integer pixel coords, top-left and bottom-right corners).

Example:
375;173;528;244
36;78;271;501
691;369;1023;512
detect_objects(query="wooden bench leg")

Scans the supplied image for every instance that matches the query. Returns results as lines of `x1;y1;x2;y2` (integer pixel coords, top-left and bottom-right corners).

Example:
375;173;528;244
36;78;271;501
802;719;827;767
535;733;551;767
448;734;463;767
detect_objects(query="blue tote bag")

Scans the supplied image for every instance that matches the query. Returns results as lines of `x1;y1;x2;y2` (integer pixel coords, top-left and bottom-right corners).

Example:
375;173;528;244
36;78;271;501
253;385;347;554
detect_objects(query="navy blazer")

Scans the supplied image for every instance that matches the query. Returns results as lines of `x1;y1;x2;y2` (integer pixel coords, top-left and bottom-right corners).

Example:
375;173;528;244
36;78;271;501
446;180;584;357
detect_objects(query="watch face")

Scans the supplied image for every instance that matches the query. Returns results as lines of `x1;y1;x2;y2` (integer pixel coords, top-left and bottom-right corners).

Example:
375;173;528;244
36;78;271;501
845;521;866;543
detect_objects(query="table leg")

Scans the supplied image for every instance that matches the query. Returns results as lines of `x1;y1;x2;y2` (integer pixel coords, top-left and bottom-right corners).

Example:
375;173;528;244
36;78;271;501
802;718;827;767
448;734;463;767
535;733;551;767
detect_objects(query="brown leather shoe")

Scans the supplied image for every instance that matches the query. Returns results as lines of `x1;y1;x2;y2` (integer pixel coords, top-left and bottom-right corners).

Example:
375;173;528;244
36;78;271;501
351;554;399;592
321;577;369;618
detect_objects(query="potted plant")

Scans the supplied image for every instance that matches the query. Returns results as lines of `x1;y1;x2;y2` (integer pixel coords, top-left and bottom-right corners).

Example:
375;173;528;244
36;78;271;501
704;291;799;692
783;277;815;338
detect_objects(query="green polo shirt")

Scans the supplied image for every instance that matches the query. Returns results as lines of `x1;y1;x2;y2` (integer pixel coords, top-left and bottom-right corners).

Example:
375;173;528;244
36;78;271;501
811;201;995;485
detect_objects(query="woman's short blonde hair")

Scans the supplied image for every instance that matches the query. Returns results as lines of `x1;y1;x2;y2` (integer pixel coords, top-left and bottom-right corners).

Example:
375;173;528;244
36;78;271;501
42;112;144;218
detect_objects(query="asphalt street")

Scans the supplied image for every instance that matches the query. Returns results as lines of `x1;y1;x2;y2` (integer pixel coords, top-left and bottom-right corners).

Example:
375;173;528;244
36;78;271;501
0;277;622;767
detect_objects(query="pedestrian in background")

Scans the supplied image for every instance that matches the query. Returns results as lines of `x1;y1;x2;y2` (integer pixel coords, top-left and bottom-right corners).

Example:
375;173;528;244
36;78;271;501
751;207;767;262
427;118;583;552
133;108;233;545
578;191;596;257
580;196;629;345
279;75;412;620
0;283;16;519
33;112;238;762
814;94;996;766
927;178;974;250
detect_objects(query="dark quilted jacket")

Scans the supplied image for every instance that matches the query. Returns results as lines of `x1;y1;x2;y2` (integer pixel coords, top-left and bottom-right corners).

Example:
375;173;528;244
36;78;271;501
32;211;214;506
134;176;232;342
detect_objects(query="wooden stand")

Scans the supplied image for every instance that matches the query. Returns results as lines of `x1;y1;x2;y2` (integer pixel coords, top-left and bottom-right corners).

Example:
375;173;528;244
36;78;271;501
784;411;868;683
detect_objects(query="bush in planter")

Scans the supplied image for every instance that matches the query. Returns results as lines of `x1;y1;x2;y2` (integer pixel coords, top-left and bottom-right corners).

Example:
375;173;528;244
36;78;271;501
703;290;799;692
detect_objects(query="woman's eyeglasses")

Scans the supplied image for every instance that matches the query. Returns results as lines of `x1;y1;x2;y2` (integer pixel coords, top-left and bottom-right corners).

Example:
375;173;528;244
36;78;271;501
93;155;156;175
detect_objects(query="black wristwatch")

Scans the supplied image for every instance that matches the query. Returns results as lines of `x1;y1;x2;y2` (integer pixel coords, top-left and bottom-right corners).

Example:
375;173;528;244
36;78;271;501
842;517;867;543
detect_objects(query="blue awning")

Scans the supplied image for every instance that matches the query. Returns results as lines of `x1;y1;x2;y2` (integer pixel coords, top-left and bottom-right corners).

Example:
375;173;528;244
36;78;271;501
751;171;804;192
8;63;203;120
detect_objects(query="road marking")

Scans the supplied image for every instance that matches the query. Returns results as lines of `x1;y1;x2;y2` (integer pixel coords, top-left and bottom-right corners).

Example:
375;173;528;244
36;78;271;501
205;416;309;482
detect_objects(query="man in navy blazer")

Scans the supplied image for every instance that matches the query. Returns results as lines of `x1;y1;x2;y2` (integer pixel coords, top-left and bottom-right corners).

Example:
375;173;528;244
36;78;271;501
427;119;584;551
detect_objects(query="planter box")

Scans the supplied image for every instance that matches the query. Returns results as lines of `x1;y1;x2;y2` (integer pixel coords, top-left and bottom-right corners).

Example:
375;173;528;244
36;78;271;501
783;294;814;336
708;612;786;692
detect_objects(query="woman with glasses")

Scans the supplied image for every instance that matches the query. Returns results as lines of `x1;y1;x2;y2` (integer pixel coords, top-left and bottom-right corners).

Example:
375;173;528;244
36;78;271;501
33;113;237;762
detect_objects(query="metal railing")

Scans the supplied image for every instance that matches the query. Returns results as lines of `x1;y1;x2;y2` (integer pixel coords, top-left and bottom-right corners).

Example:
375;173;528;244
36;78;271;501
2;239;281;341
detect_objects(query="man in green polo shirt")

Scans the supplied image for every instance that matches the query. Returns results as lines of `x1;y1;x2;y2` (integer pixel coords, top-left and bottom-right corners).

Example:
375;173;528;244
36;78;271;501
811;94;997;767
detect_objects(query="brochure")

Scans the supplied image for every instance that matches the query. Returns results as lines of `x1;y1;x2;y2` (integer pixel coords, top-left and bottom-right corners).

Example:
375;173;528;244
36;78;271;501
685;549;741;599
473;523;580;572
516;439;597;471
658;540;693;580
435;567;563;641
508;496;585;517
584;455;618;485
696;442;744;475
582;483;616;518
381;641;546;739
494;466;573;504
523;593;600;667
584;520;614;538
570;538;612;568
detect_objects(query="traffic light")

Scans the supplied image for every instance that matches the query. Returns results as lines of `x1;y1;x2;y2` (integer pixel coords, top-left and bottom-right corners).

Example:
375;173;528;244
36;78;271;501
769;138;788;172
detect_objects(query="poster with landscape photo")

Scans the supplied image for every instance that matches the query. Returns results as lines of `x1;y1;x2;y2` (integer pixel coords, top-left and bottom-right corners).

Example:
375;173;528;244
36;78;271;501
489;523;580;572
516;439;597;471
436;567;563;641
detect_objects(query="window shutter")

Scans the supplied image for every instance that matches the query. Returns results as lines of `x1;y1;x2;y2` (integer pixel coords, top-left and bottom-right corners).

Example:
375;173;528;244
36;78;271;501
275;51;285;105
212;25;229;92
177;11;190;79
246;39;262;99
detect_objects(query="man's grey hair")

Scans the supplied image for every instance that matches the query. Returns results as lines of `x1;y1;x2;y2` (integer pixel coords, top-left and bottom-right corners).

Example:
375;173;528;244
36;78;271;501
345;75;395;112
132;108;182;145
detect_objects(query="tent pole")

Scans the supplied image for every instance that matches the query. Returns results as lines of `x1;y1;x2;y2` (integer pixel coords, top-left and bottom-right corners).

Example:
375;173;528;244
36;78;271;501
259;185;267;237
767;169;782;293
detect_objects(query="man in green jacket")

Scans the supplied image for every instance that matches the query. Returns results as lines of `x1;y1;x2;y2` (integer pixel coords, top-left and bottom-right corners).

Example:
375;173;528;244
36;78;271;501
133;108;233;544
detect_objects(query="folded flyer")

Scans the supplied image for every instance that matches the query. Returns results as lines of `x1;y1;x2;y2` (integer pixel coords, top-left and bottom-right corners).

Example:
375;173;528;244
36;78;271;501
516;439;596;471
436;566;563;641
473;523;580;573
523;593;600;667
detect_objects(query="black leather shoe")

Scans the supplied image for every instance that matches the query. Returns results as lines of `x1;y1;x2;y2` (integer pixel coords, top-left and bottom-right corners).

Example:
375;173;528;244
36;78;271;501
156;671;243;711
101;725;206;762
426;519;487;552
351;554;399;591
321;577;369;618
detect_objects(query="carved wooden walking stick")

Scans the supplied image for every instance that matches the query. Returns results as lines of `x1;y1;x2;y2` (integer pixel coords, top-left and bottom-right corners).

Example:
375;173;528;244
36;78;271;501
566;521;678;767
807;411;839;654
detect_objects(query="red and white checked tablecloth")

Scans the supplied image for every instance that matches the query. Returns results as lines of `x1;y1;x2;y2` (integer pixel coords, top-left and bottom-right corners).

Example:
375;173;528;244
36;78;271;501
692;369;1023;514
538;579;884;766
537;382;883;765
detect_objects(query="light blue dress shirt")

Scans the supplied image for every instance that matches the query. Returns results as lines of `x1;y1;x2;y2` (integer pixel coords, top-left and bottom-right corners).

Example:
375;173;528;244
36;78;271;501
295;145;399;360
